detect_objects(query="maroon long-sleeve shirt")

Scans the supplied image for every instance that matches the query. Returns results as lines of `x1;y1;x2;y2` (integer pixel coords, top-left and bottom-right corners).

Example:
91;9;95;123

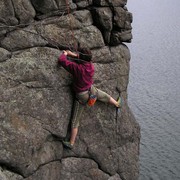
59;53;94;93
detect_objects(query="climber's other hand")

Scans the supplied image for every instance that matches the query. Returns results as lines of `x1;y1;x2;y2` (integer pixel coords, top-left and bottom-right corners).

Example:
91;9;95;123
63;50;68;56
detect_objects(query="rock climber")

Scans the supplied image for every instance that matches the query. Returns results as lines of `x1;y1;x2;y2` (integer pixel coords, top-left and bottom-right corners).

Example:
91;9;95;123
58;47;122;149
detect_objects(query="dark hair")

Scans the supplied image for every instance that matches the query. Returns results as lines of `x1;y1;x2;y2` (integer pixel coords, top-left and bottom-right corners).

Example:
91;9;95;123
78;47;92;62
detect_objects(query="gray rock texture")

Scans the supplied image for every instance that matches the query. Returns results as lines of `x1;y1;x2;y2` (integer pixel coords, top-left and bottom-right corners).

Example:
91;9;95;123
0;0;140;180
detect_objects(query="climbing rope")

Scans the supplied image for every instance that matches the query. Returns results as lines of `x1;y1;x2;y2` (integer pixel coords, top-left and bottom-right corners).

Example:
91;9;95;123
0;1;91;63
65;0;77;52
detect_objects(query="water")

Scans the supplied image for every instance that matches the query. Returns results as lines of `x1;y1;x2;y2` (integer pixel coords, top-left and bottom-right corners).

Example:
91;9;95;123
127;0;180;179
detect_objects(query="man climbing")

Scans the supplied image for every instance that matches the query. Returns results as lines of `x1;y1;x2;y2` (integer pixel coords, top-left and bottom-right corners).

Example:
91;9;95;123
58;47;122;149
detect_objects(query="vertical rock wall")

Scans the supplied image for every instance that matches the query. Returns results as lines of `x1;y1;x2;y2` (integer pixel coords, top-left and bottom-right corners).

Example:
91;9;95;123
0;0;140;180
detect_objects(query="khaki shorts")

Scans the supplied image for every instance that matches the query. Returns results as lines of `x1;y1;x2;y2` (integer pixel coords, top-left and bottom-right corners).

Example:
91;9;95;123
71;85;111;128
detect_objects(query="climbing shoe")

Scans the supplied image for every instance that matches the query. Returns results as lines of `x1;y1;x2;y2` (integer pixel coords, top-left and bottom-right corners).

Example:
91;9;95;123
62;141;73;150
117;96;122;108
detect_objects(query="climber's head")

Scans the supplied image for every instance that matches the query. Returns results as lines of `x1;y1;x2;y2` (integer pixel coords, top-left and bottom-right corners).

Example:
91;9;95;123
78;47;92;62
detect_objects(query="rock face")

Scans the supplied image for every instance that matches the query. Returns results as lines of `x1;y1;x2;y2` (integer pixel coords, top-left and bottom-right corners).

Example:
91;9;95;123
0;0;140;180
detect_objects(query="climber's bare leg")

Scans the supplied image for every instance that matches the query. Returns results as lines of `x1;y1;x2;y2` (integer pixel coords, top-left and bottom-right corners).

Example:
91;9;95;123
70;127;78;145
109;97;120;107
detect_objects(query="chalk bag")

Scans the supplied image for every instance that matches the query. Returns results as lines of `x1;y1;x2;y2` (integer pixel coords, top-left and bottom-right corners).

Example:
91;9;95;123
87;94;97;106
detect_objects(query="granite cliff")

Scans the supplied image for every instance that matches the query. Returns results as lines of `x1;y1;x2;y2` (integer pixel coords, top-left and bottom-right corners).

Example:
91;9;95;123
0;0;140;179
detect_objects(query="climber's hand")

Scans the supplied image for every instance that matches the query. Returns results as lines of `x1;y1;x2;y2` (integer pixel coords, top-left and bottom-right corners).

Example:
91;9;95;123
66;50;72;55
66;50;78;57
63;50;68;56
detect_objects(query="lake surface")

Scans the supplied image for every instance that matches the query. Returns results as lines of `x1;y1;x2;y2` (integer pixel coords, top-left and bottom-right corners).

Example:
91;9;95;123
127;0;180;179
